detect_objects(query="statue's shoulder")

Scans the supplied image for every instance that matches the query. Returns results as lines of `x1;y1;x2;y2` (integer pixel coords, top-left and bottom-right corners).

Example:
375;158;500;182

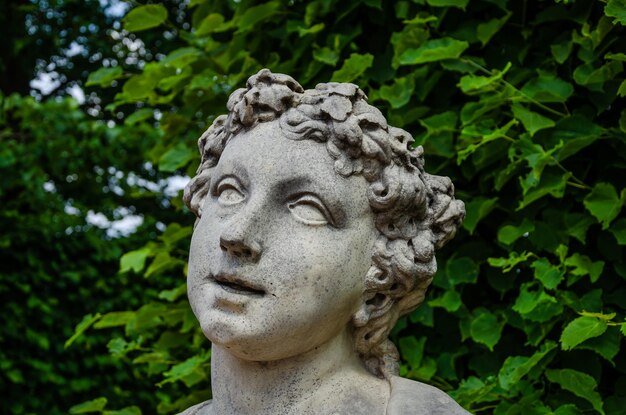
387;376;472;415
177;400;212;415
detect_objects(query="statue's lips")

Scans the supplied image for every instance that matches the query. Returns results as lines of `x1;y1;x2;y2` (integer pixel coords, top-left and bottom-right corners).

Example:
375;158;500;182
209;273;265;296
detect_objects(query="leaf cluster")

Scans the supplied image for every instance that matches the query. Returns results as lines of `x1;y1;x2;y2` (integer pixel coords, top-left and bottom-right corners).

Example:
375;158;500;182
10;0;626;414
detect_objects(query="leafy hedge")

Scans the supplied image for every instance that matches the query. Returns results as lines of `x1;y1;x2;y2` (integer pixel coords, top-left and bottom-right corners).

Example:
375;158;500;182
0;94;176;414
55;0;626;414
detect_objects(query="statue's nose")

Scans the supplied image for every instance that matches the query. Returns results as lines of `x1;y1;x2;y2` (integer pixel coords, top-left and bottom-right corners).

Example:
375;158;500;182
219;233;261;261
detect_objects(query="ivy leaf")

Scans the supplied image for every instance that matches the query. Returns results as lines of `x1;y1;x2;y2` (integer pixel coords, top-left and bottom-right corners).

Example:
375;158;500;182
545;369;605;415
488;251;532;273
498;341;557;390
65;313;102;348
513;283;563;322
553;115;603;162
426;0;469;9
583;183;625;229
398;336;426;370
618;79;626;97
416;111;457;157
560;316;608;350
511;104;555;137
458;119;517;163
605;0;626;26
123;5;168;32
125;303;167;337
86;66;123;87
158;143;195;172
564;253;604;284
399;37;469;65
94;311;135;330
162;48;202;70
458;62;511;95
121;73;159;101
497;218;535;245
476;13;511;46
459;92;503;125
403;15;438;25
518;170;569;210
428;290;462;312
157;353;210;387
469;309;504;350
69;397;108;414
391;24;429;68
578;327;622;363
532;258;564;290
107;338;139;358
331;53;374;82
236;2;281;33
196;13;226;35
103;406;142;415
449;376;496;406
514;136;561;194
379;76;415;109
605;52;626;62
520;73;574;103
563;213;595;243
409;303;434;327
125;108;154;126
553;405;582;415
463;197;498;234
120;247;152;273
573;61;623;91
160;223;193;247
145;252;179;278
296;22;325;37
579;312;615;321
610;218;626;245
158;284;188;302
551;40;573;64
446;257;479;286
313;47;339;66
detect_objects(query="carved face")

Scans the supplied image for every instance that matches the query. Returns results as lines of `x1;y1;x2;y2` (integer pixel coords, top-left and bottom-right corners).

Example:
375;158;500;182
187;120;377;361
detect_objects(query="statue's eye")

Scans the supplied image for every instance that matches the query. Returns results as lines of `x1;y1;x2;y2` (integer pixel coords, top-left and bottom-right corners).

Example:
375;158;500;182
288;195;330;226
217;184;245;205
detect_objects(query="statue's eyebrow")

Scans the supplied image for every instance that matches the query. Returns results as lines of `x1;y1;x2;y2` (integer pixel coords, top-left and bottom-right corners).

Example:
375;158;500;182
211;160;250;191
275;177;347;228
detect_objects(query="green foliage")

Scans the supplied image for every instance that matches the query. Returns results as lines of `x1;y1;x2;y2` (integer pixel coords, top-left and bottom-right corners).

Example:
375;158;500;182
0;95;173;414
583;183;625;229
123;5;169;32
69;397;108;414
70;0;626;412
86;67;125;88
545;369;605;414
4;0;626;414
560;316;609;351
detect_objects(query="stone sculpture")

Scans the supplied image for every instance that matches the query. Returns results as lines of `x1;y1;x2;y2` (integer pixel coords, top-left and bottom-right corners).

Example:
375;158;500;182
181;69;468;415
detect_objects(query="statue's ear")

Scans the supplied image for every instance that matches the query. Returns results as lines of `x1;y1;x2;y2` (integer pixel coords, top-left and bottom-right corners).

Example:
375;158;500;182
353;292;392;327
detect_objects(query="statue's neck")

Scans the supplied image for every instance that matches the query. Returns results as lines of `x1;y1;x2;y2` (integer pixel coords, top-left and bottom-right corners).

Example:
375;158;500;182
209;329;388;415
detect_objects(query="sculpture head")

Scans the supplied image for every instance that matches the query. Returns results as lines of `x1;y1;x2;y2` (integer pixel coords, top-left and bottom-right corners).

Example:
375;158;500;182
184;69;464;379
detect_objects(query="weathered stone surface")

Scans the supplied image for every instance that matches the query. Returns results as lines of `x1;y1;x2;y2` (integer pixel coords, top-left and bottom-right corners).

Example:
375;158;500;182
181;69;468;414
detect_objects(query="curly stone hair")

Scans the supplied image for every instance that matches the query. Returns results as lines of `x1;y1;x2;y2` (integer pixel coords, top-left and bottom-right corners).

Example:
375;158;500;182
183;69;465;379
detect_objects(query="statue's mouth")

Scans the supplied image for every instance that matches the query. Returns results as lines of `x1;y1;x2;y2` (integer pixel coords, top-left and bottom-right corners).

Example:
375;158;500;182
210;273;265;296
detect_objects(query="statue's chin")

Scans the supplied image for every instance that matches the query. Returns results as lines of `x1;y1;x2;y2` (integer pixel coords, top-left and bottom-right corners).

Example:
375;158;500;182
200;319;299;362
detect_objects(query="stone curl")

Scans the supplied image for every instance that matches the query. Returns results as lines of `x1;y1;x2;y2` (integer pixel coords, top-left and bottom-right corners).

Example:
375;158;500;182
183;69;465;379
